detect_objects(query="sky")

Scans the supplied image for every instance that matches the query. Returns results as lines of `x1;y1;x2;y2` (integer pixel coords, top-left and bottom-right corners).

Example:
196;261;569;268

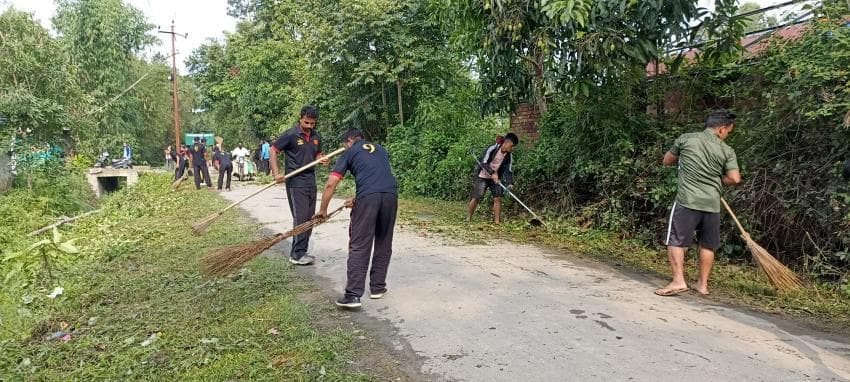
1;0;238;73
2;0;810;73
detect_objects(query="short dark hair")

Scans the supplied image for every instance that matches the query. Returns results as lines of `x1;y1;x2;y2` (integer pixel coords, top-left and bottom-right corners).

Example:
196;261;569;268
705;109;736;129
504;133;519;145
193;137;200;142
300;105;319;119
341;128;365;142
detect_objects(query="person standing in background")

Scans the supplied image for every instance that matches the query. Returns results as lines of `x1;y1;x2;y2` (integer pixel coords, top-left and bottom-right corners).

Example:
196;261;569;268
190;137;212;189
212;147;233;192
164;145;175;171
261;139;271;175
174;144;188;180
232;143;251;181
122;142;132;161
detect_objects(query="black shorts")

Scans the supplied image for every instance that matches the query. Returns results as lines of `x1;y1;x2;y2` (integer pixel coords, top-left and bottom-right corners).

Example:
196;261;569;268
665;203;721;250
471;176;504;200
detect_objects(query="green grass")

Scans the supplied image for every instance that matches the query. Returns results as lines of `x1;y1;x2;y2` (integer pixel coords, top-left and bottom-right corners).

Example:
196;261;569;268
399;195;850;331
0;174;373;381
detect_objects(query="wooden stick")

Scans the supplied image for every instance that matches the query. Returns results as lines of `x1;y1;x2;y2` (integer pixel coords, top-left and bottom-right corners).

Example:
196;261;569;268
191;147;346;234
28;209;103;237
720;198;750;239
215;147;344;216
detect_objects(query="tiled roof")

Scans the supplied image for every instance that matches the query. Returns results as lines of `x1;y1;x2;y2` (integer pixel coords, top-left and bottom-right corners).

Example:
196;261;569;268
646;23;809;77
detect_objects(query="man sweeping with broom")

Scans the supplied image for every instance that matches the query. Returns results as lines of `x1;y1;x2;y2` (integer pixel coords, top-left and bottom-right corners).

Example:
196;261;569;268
656;109;741;297
269;105;328;265
313;128;398;308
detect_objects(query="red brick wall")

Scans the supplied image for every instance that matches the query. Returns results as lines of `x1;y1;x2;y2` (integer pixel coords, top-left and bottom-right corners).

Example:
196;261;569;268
510;103;540;144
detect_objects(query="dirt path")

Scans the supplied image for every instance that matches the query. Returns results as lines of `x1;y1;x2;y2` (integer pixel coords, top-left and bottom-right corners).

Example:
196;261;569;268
222;184;850;382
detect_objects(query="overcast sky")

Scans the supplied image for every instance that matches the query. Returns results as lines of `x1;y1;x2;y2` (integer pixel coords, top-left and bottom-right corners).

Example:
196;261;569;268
1;0;238;73
2;0;809;73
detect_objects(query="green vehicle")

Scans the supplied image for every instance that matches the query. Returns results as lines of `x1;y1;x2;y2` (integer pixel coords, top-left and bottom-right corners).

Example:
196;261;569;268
184;133;216;146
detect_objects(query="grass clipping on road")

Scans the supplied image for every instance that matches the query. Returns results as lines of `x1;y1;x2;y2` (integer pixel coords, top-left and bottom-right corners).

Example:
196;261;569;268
0;174;371;381
399;197;850;331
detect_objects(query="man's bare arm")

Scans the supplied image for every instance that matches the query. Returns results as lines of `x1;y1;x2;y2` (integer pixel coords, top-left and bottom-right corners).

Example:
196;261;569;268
662;151;679;166
270;149;283;183
317;175;342;217
722;169;741;186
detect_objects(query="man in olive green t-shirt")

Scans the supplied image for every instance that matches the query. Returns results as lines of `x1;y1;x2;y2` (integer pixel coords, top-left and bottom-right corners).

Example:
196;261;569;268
656;110;742;297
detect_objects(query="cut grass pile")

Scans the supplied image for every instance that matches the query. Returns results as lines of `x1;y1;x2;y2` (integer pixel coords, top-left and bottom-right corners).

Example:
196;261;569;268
0;174;372;380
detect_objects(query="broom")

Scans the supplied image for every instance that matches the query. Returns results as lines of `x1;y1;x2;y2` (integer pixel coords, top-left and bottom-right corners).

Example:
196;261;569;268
171;173;189;190
200;205;347;276
721;198;803;291
191;147;345;234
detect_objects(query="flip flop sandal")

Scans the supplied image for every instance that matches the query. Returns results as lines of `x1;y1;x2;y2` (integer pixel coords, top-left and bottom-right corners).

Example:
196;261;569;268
654;287;690;297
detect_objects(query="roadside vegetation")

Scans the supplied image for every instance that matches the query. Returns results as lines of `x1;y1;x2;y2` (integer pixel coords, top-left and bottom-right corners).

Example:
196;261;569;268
0;173;375;380
3;1;850;374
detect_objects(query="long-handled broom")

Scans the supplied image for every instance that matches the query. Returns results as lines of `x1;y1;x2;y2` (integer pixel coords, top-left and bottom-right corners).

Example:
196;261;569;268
171;173;189;191
200;205;347;276
721;198;803;291
191;147;345;234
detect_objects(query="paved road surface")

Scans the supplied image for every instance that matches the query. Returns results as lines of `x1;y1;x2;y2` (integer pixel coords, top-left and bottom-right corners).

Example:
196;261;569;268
221;184;850;382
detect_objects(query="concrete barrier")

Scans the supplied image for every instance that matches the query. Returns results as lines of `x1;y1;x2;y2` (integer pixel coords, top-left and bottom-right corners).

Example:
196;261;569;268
86;167;140;197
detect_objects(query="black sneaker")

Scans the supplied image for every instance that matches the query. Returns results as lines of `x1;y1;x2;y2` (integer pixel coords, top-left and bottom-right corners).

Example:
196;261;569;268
335;295;361;308
369;289;387;299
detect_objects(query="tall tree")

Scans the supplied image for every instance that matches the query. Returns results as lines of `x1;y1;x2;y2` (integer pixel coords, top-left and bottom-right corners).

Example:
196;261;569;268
53;0;157;154
193;0;459;144
305;0;455;133
438;0;702;114
0;8;90;148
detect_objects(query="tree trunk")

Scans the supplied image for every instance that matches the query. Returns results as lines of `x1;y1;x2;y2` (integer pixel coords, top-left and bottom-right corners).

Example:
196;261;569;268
396;79;404;126
654;61;664;128
381;82;390;127
532;51;547;115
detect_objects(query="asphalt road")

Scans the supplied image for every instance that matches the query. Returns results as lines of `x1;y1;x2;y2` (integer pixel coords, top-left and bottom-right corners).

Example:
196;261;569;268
222;184;850;382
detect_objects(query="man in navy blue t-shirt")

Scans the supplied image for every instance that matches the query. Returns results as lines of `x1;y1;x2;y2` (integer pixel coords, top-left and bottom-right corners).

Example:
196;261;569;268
314;128;398;308
269;105;329;265
189;137;212;189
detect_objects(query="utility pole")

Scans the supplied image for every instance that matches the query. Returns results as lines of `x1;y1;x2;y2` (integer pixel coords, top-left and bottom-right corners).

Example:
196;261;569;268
158;21;187;148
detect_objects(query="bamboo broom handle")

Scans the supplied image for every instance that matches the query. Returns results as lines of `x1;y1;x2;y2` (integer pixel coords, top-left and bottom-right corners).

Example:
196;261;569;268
214;147;346;216
720;198;750;239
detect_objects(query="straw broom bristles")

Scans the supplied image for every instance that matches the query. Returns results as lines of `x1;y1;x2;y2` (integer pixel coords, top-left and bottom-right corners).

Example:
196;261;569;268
201;233;287;276
741;232;803;291
721;198;803;292
191;212;221;235
171;173;188;191
200;206;346;276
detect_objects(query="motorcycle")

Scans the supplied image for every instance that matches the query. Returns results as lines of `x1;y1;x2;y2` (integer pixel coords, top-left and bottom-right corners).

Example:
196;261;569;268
235;156;246;181
95;151;133;169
